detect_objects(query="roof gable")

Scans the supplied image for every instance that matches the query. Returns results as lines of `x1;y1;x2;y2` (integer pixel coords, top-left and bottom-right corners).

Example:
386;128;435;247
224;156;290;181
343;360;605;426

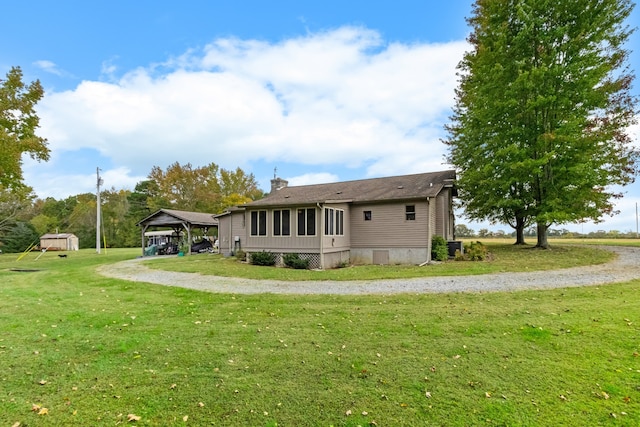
246;170;456;207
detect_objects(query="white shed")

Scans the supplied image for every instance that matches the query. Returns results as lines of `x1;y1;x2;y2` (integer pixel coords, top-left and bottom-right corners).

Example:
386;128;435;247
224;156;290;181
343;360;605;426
40;233;79;251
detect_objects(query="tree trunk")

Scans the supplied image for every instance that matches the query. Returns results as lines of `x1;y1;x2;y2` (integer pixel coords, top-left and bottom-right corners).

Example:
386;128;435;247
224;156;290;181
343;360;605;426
514;215;527;245
536;223;550;248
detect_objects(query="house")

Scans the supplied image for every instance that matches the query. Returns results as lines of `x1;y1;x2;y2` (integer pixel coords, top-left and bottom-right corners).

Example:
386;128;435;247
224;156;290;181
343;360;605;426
215;170;457;268
40;233;79;251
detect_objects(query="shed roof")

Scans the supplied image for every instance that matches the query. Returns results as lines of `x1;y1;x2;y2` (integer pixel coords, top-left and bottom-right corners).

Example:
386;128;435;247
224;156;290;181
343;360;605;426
245;170;456;207
41;233;77;239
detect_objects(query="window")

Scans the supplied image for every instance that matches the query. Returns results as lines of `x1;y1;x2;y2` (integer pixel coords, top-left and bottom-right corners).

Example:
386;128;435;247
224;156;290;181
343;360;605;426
250;210;267;236
405;205;416;221
363;210;372;221
273;209;291;236
324;208;344;236
297;208;316;236
324;208;334;235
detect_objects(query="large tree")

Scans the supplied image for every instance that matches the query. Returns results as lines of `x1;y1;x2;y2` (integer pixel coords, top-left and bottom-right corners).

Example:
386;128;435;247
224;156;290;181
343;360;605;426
445;0;639;248
0;66;49;191
147;162;262;213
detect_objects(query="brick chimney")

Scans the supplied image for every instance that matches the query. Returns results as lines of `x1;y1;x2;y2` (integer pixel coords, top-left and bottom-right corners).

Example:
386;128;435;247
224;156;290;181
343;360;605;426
270;177;288;193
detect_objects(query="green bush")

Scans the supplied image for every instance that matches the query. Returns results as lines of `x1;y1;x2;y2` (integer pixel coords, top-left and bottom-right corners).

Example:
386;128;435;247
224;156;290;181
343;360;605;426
283;253;310;269
431;235;449;261
465;241;488;261
249;250;276;266
235;249;246;261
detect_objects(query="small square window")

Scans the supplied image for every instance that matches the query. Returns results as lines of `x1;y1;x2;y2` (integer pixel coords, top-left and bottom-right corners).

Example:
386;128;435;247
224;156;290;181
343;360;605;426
364;211;372;221
405;205;415;221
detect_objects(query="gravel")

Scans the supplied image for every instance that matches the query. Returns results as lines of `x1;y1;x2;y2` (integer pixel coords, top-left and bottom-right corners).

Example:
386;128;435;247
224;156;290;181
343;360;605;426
96;246;640;295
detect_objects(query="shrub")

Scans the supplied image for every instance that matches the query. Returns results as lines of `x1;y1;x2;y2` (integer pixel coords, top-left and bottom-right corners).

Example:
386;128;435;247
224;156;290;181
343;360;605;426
250;250;276;266
283;253;310;269
234;249;246;261
431;235;449;261
465;241;488;261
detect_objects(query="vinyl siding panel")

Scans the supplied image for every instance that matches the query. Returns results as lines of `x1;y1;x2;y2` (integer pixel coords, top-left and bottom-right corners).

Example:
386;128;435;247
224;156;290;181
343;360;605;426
218;211;246;254
435;190;454;240
350;201;430;248
217;215;231;253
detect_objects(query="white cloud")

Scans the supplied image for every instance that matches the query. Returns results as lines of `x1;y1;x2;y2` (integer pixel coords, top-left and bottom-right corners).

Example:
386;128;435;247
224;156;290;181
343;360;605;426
34;26;468;199
33;60;65;76
286;172;340;186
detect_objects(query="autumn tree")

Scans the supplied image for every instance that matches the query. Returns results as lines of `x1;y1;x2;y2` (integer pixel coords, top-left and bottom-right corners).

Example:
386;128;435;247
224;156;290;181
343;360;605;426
0;66;49;191
219;167;263;208
147;162;262;213
445;0;639;248
148;162;222;212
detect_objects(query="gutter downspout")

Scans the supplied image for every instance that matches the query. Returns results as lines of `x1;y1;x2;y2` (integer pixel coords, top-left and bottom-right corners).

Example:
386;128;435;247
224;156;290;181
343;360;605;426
317;203;324;269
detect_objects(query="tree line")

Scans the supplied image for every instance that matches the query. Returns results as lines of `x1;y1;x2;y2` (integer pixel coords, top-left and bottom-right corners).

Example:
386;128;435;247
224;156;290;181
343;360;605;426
455;224;639;239
0;162;263;252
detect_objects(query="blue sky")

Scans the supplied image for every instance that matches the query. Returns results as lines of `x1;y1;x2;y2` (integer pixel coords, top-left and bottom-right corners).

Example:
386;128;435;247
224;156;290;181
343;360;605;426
2;1;639;233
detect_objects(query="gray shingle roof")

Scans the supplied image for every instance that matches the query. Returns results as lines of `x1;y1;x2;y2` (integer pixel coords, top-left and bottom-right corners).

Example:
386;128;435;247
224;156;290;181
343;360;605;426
246;170;456;207
137;209;218;227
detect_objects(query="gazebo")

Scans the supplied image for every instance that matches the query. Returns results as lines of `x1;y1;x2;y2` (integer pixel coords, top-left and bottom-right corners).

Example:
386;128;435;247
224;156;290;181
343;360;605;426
136;209;218;256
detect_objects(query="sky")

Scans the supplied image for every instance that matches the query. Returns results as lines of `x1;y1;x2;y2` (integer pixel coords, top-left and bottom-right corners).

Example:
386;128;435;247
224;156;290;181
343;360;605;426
1;0;639;234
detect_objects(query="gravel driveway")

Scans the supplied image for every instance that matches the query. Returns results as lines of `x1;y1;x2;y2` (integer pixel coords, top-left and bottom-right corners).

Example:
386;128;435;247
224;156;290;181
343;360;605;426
97;246;640;295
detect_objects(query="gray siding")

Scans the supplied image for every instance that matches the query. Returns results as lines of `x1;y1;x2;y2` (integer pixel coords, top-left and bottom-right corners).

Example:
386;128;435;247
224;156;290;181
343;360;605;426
218;211;246;255
217;215;231;254
350;200;430;249
435;190;454;240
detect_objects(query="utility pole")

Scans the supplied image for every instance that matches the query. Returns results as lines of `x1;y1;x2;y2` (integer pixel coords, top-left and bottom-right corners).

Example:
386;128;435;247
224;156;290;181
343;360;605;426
96;167;103;254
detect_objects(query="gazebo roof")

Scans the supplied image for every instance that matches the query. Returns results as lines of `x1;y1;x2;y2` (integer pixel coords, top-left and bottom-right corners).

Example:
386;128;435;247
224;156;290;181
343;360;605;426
137;208;218;229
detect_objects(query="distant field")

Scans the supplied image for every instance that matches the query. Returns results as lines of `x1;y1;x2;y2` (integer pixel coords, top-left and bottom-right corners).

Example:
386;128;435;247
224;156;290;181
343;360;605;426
469;237;640;247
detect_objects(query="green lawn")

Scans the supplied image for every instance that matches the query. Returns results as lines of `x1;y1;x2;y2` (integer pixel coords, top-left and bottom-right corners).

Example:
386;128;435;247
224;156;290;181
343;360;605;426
0;246;639;426
142;241;617;281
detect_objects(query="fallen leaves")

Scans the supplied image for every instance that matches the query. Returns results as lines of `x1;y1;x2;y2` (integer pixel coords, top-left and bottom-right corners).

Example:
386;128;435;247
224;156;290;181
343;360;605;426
31;404;48;415
127;413;141;422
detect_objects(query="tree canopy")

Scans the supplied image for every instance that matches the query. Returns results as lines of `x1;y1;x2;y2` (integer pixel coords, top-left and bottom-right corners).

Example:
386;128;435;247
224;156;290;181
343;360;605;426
0;66;49;191
445;0;639;247
147;162;262;213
